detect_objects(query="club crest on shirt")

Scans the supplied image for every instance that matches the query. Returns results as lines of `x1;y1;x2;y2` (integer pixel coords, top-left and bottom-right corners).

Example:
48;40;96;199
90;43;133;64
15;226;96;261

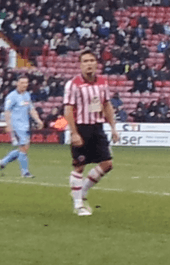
20;101;29;106
89;96;102;113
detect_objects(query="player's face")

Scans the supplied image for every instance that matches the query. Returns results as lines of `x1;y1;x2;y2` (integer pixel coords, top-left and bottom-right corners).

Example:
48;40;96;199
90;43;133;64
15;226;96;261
80;53;97;77
17;78;29;93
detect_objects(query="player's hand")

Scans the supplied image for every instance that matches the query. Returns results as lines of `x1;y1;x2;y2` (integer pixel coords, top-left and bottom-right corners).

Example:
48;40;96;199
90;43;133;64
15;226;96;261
5;126;12;133
112;129;120;143
36;120;43;130
71;133;84;147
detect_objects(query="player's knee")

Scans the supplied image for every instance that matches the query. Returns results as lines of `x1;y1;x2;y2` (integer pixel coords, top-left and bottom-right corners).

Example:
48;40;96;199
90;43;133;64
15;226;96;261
103;160;113;174
74;165;84;174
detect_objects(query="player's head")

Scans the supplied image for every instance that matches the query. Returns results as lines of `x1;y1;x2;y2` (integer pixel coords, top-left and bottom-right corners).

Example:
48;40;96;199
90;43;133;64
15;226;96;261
79;48;97;78
17;74;29;93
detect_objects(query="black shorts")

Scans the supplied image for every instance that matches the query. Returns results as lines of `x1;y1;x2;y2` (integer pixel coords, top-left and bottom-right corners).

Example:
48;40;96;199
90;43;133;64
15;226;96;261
71;124;112;166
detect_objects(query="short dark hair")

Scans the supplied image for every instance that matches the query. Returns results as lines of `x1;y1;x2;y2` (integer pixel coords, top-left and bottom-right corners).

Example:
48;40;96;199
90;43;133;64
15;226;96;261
79;48;97;62
17;74;29;81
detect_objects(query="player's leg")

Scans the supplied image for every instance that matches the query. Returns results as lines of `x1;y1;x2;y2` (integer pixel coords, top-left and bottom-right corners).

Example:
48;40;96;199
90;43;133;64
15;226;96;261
0;130;20;170
18;144;32;177
69;148;91;216
82;160;113;204
16;130;34;178
0;149;19;169
82;124;113;200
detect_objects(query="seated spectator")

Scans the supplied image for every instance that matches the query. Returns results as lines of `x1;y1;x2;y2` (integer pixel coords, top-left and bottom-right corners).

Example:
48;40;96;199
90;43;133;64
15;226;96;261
130;36;140;51
103;60;114;75
44;107;60;128
120;44;132;62
129;101;147;122
97;21;111;39
152;21;164;34
157;39;169;53
127;63;140;80
56;38;68;55
129;73;146;93
129;50;140;64
146;76;155;93
145;110;158;122
67;32;80;51
115;28;126;47
63;22;74;35
111;60;125;75
157;96;169;117
110;92;127;122
165;109;170;122
20;33;34;48
138;43;149;60
138;12;149;29
147;100;158;113
129;13;138;28
99;6;114;22
134;24;146;40
164;21;170;36
147;65;161;80
111;92;123;109
159;66;170;81
101;46;113;62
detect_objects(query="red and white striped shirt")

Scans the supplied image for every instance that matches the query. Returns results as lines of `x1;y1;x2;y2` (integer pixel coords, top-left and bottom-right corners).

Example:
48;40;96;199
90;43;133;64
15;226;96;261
63;74;110;124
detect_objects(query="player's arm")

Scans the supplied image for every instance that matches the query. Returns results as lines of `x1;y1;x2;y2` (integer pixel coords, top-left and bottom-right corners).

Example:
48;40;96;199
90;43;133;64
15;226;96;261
64;105;84;146
30;108;43;130
103;101;119;143
4;95;14;133
4;110;12;133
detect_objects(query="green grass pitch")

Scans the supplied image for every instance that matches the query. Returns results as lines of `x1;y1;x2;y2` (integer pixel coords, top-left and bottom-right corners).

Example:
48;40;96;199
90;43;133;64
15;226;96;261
0;143;170;265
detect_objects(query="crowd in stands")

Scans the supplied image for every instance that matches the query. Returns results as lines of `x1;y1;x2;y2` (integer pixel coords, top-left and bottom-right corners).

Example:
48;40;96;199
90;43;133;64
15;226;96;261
130;96;170;122
1;0;170;123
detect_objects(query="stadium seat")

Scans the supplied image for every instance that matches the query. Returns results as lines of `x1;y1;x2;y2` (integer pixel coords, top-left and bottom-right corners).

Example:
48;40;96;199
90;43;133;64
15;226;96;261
54;96;63;102
48;97;56;102
163;81;170;87
155;81;163;87
43;107;51;114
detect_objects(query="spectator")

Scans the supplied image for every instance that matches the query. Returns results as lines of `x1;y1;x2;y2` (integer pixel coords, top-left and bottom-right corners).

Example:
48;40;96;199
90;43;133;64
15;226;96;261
147;65;161;80
159;66;170;81
56;37;68;55
134;24;146;40
152;20;164;34
102;60;114;75
130;36;140;51
165;109;170;122
138;12;149;29
146;76;155;92
157;38;169;53
67;32;80;51
111;60;125;75
129;13;138;28
101;46;113;62
97;21;111;39
20;33;34;48
145;110;158;122
44;107;60;128
164;21;170;36
115;28;126;47
138;43;149;60
110;92;127;122
129;73;146;93
157;96;169;117
129;101;147;122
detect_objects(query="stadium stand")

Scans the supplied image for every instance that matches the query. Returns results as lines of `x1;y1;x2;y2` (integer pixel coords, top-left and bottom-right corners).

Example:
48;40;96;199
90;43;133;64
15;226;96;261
1;1;170;122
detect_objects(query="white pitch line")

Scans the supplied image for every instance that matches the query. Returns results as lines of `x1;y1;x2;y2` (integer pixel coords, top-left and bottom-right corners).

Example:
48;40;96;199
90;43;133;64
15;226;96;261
0;178;170;197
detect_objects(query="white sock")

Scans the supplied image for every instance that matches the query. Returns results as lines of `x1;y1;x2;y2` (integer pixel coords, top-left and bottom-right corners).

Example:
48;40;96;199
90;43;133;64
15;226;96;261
82;166;104;199
69;171;83;209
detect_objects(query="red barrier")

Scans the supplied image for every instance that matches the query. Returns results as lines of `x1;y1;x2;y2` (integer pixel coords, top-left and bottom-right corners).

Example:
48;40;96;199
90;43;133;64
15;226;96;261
0;129;62;143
